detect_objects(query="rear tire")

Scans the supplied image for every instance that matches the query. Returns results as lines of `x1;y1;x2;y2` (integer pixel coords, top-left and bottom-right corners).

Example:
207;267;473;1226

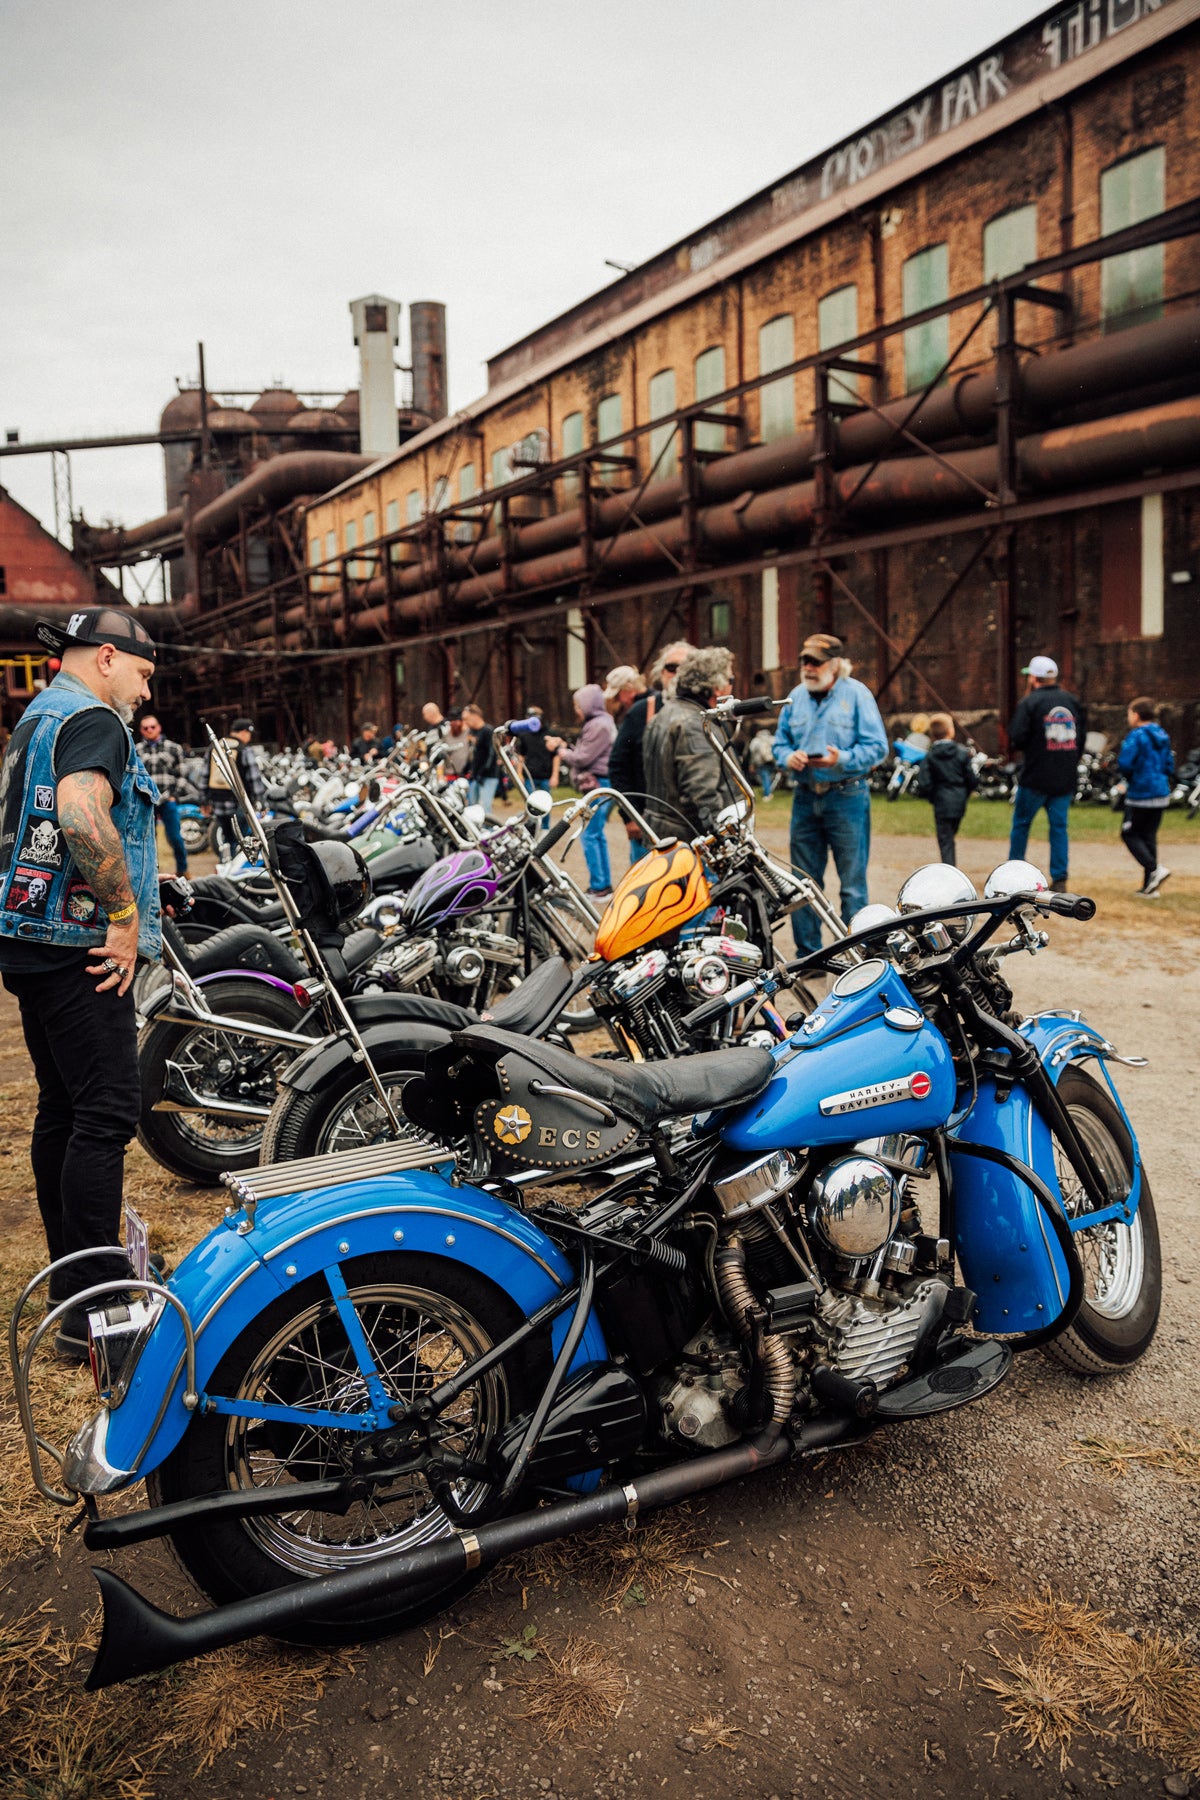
260;1043;432;1163
136;979;307;1185
149;1252;546;1642
1042;1066;1161;1376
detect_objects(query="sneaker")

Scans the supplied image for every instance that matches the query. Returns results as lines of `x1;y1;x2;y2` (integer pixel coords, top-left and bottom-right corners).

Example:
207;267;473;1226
1050;878;1068;893
53;1303;91;1365
587;887;613;899
1142;865;1171;896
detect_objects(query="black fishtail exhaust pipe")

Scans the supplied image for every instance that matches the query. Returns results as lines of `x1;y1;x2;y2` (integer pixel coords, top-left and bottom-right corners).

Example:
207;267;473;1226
86;1420;856;1689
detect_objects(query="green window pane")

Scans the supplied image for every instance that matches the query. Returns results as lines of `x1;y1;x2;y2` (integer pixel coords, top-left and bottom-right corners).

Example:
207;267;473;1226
1101;148;1165;331
490;447;508;489
363;510;376;542
648;368;677;479
406;489;422;523
560;411;584;499
758;315;794;443
983;204;1037;282
324;530;336;561
902;244;949;393
344;519;357;550
709;599;732;641
694;345;726;454
431;476;449;512
458;464;477;501
818;285;858;403
596;392;623;484
309;537;322;566
385;499;399;533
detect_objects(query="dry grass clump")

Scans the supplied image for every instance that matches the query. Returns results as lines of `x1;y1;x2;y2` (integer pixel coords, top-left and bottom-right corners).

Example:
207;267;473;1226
504;1503;720;1611
935;1573;1200;1777
923;1552;999;1607
1064;1423;1200;1483
515;1635;624;1741
687;1714;746;1753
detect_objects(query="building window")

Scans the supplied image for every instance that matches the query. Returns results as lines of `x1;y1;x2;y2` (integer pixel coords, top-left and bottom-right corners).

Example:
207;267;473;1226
325;530;336;562
490;447;509;490
758;315;795;443
344;518;357;553
459;464;477;502
1101;147;1165;331
394;655;406;691
309;537;322;566
1100;496;1163;640
647;368;678;479
431;476;449;512
694;345;726;453
363;510;376;542
709;599;732;641
596;392;623;483
983;203;1037;282
817;285;859;403
560;410;584;498
406;489;423;524
761;567;779;671
902;244;949;393
385;499;399;534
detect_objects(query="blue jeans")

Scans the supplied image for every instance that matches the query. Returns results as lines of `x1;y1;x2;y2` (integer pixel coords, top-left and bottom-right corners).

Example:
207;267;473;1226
581;799;613;892
156;799;188;875
469;776;499;813
1010;786;1071;882
789;779;871;956
758;768;774;801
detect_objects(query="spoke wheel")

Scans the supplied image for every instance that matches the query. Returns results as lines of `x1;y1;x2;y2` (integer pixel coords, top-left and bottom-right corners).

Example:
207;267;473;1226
151;1253;545;1640
1042;1067;1161;1375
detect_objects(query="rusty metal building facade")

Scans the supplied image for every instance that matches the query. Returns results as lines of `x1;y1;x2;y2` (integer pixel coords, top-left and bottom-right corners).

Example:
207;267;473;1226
58;0;1200;748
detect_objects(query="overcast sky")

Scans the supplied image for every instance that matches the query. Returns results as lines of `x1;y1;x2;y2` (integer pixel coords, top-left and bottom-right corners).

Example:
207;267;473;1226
1;0;1041;542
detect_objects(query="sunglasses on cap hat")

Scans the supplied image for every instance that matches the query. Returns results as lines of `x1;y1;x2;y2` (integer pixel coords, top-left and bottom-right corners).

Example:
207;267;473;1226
800;653;832;667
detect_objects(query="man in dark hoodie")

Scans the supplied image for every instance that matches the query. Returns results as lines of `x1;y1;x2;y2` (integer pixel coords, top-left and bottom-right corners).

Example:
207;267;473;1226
913;713;977;866
1117;697;1174;895
1007;655;1086;892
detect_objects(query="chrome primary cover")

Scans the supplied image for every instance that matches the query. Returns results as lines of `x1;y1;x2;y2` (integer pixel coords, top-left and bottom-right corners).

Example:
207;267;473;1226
808;1155;900;1258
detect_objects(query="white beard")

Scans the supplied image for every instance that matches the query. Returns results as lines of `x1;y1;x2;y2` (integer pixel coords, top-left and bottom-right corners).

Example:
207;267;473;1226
112;700;135;726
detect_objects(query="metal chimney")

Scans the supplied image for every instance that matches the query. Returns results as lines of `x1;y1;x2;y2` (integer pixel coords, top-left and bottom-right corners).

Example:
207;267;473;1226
410;301;448;422
349;294;401;456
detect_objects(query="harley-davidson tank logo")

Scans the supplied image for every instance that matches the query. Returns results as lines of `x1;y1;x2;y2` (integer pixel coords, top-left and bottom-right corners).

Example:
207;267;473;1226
819;1072;932;1116
493;1104;533;1146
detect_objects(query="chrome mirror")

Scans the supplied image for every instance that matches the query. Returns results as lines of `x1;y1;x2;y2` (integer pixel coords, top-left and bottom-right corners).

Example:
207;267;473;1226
715;798;750;830
525;788;553;820
983;859;1048;900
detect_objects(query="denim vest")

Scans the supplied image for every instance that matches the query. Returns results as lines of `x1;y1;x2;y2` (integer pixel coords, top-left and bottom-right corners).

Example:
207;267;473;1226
0;671;162;961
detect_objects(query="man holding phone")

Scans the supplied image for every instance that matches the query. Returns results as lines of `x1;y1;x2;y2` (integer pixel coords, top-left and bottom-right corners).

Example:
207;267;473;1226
773;633;888;955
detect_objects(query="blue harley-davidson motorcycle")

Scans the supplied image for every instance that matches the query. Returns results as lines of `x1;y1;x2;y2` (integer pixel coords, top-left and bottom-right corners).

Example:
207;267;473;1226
10;858;1159;1688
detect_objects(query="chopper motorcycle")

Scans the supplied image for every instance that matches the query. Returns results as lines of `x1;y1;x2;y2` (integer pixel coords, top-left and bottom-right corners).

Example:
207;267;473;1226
10;853;1160;1687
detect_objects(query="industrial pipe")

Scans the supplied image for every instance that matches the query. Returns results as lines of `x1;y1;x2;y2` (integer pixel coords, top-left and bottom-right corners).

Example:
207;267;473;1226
188;451;372;549
329;393;1200;639
82;508;184;560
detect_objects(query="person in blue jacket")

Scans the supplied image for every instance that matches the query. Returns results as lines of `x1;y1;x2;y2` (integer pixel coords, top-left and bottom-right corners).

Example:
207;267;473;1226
1118;697;1174;896
773;633;889;955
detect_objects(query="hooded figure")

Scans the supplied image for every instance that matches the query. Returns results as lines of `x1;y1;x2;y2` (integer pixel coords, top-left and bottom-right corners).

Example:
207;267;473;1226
555;684;616;792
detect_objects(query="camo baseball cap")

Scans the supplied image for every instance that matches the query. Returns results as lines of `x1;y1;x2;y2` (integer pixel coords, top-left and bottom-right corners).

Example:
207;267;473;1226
35;607;157;664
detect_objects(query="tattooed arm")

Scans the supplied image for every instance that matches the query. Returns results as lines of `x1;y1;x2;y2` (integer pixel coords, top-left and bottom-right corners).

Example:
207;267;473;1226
58;769;138;995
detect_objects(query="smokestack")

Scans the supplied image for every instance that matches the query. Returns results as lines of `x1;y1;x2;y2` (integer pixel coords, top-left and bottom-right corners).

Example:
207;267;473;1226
410;301;448;422
349;294;401;456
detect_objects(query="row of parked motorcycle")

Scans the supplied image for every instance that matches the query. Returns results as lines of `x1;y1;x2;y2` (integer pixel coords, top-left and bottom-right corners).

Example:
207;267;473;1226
876;728;1200;813
13;703;1163;1689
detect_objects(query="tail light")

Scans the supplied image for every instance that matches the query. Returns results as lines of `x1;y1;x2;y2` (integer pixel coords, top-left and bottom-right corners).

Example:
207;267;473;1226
86;1296;162;1402
292;978;325;1009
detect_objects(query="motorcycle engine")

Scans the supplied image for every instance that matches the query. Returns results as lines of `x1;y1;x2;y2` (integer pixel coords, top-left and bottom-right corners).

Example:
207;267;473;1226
594;921;764;1059
365;935;439;990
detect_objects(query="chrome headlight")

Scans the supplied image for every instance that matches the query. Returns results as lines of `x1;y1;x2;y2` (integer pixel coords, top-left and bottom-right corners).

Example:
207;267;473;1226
983;859;1048;900
897;864;979;913
808;1155;900;1258
849;902;901;935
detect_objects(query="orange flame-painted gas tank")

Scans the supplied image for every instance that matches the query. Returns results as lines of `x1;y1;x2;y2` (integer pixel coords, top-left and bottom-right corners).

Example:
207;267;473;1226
593;841;711;962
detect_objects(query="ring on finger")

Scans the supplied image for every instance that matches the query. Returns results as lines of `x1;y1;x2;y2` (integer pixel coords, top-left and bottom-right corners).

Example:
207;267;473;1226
102;957;119;972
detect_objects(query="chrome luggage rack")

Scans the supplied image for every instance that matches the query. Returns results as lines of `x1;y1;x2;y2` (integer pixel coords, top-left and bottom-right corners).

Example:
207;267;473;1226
221;1137;454;1231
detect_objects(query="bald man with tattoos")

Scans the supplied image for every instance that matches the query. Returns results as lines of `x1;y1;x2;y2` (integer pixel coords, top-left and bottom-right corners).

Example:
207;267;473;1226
0;610;161;1360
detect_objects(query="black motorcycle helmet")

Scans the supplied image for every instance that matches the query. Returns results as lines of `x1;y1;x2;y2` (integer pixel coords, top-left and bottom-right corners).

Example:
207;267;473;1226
307;839;370;926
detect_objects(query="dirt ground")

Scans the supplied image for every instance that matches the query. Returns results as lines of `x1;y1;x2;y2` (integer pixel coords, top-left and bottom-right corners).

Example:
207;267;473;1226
2;822;1198;1800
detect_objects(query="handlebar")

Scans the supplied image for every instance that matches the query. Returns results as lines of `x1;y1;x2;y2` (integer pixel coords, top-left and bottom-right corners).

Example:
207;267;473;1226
504;717;542;736
679;977;759;1032
708;697;785;720
783;888;1096;978
532;803;586;860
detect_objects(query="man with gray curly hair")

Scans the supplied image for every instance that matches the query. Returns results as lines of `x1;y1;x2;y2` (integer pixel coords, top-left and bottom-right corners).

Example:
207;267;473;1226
642;646;738;838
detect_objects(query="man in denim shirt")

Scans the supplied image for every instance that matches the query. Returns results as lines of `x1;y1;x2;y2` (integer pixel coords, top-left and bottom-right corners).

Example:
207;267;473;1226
773;634;888;955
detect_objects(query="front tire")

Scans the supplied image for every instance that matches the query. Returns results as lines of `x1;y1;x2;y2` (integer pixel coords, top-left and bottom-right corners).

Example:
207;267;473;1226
136;979;308;1184
149;1253;545;1641
259;1043;432;1163
1042;1066;1161;1376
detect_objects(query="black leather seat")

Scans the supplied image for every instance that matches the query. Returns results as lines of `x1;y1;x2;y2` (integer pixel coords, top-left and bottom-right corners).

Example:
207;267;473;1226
450;1023;775;1130
347;992;475;1030
484;956;574;1035
340;927;386;973
184;923;304;983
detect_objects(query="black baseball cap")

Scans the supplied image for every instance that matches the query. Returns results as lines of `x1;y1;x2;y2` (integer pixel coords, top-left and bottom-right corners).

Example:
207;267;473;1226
35;607;157;664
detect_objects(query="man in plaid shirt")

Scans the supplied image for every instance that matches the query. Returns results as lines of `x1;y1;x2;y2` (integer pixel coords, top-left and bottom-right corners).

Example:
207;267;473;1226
137;713;191;874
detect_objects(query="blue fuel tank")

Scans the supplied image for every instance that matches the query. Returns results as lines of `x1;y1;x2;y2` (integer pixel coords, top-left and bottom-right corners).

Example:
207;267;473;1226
721;958;957;1152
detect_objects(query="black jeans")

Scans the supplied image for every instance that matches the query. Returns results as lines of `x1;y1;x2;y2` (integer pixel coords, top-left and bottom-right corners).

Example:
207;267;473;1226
934;806;965;867
4;955;139;1301
1121;804;1162;878
212;808;249;861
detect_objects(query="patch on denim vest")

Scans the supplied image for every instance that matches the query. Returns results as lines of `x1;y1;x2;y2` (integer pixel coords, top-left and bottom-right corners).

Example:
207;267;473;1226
19;814;64;869
62;878;100;925
7;866;52;917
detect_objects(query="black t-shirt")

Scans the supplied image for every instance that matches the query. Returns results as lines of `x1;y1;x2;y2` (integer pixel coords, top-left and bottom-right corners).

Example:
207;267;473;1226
0;708;131;975
522;731;554;782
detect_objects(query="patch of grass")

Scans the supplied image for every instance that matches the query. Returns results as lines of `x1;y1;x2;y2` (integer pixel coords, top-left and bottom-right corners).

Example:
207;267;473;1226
1064;1423;1200;1483
168;1642;340;1774
687;1714;747;1753
515;1635;624;1741
981;1652;1101;1771
502;1504;721;1611
923;1553;1000;1607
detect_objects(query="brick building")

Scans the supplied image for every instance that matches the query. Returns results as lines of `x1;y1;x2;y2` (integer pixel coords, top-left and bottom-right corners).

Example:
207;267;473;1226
183;0;1200;748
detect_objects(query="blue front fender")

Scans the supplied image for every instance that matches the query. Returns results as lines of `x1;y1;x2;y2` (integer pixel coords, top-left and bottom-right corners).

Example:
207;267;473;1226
948;1009;1144;1336
99;1170;606;1485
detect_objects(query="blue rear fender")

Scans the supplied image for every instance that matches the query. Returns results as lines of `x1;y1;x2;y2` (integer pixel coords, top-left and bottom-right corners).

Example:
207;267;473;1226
101;1170;605;1483
949;1009;1144;1336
